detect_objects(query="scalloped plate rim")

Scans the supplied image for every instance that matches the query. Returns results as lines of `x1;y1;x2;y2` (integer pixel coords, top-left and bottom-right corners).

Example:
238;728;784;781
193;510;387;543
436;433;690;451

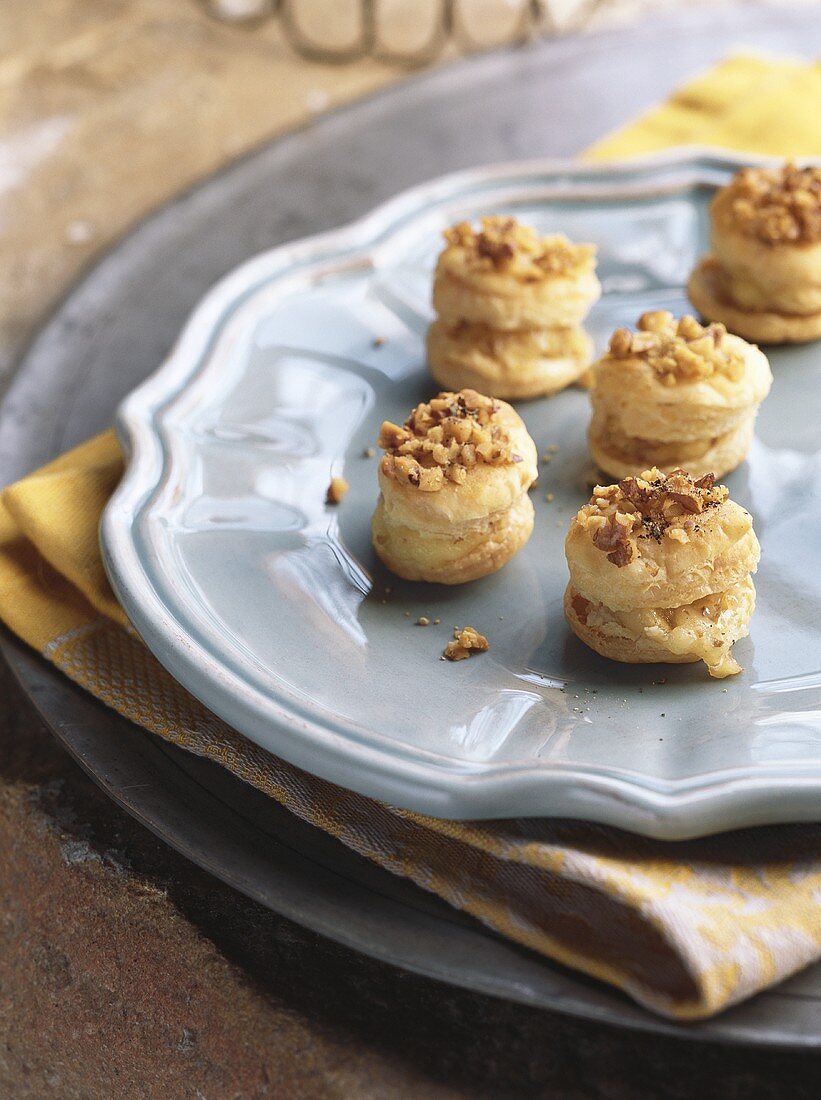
101;148;821;839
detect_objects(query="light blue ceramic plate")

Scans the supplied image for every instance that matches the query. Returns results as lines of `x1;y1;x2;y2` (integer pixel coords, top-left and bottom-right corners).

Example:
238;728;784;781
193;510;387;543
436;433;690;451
102;149;821;839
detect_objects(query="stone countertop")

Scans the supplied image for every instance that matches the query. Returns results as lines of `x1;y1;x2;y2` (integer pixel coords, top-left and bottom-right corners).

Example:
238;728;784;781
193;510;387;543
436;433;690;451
4;660;821;1098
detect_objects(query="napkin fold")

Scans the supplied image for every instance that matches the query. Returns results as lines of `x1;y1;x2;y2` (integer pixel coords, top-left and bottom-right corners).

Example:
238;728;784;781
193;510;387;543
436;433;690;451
587;53;821;159
3;55;821;1021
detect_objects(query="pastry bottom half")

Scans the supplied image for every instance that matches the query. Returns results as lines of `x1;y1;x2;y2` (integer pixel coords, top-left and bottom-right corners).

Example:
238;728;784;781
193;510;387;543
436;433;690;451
372;490;534;585
688;257;821;345
588;410;754;481
426;320;592;401
564;575;755;679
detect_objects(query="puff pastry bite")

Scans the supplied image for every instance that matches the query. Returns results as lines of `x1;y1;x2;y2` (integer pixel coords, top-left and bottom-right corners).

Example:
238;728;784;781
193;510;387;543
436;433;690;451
427;216;600;399
427;320;594;401
588;311;772;480
688;162;821;344
564;468;759;678
372;389;538;584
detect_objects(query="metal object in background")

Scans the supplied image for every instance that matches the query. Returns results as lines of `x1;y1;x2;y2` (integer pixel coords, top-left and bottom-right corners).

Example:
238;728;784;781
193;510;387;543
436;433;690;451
205;0;607;66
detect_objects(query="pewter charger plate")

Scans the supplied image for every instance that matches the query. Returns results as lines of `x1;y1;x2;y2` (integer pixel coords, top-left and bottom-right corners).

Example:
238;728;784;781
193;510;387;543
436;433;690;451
102;150;821;839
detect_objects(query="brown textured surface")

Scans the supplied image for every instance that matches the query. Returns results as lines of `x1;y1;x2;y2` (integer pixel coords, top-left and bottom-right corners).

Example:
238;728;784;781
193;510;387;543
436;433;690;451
0;0;394;384
4;660;821;1098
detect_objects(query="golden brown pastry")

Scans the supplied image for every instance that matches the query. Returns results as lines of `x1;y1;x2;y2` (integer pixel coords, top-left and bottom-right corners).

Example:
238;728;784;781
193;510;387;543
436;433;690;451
432;217;600;330
564;468;759;678
427;216;599;399
372;389;538;584
426;320;594;401
588;311;772;480
688;162;821;344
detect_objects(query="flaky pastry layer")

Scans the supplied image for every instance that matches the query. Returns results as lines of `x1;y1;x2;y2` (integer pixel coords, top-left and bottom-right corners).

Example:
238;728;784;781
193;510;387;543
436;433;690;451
564;575;755;679
426;320;593;400
588;409;755;481
433;217;600;330
688;257;821;345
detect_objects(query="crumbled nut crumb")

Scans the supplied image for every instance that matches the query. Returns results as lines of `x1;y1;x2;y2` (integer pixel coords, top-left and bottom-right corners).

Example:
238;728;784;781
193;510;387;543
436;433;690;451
547;444;560;453
720;162;821;244
442;216;596;278
362;447;375;458
605;311;743;384
575;467;727;565
372;337;385;347
417;616;430;626
545;492;554;502
326;477;349;504
434;618;441;625
443;626;490;662
377;390;520;492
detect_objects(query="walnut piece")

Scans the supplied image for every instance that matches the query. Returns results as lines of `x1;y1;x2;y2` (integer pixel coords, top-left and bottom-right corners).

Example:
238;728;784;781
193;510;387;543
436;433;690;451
442;216;596;279
377;389;521;492
719;162;821;245
443;626;490;662
605;311;744;385
576;467;728;565
591;514;635;567
326;476;349;504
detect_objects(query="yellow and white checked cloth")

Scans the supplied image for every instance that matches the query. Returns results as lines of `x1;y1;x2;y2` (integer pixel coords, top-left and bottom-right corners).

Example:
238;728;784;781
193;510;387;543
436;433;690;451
3;56;821;1020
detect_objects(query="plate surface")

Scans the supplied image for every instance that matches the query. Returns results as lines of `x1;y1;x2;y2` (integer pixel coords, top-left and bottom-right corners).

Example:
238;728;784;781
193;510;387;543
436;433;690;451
102;150;821;838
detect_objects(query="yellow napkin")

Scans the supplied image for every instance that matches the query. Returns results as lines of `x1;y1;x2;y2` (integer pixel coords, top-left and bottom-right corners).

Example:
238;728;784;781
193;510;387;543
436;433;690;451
588;54;821;159
3;55;821;1021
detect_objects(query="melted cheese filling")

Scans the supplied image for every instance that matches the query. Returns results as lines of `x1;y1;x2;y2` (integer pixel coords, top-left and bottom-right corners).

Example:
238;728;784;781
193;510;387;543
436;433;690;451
578;575;755;678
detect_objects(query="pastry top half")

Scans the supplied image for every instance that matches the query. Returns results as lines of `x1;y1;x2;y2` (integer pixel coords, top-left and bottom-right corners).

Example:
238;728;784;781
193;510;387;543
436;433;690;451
709;163;821;315
590;311;772;440
565;467;759;611
377;389;538;532
432;216;601;329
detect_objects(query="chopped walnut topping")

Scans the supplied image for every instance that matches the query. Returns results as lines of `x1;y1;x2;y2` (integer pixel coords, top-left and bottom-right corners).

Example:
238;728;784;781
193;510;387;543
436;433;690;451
326;476;349;504
604;311;744;385
442;216;596;279
443;626;490;661
718;162;821;244
575;468;727;566
591;513;635;566
377;389;521;492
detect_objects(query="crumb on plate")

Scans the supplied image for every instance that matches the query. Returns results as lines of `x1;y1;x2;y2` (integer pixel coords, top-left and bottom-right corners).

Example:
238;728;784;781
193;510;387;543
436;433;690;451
442;626;489;662
326;476;349;504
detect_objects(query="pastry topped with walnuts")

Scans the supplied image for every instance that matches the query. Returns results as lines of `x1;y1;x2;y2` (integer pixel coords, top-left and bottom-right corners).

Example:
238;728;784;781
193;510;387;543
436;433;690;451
688;162;821;344
426;216;599;400
433;217;599;329
371;389;537;584
587;310;772;480
564;468;759;679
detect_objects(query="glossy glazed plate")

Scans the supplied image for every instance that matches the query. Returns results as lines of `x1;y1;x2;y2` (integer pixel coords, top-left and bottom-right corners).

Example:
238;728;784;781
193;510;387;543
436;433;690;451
102;149;821;839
